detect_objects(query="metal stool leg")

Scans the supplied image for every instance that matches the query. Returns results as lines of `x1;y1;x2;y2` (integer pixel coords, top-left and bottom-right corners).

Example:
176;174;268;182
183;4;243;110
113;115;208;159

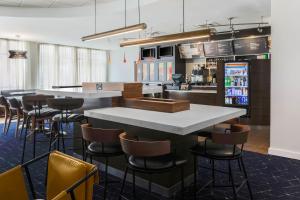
33;129;36;159
81;138;85;161
211;159;215;196
228;160;237;200
240;157;254;200
48;121;56;152
19;114;26;140
21;116;30;164
15;111;21;138
60;122;66;153
132;170;136;199
119;166;128;200
2;108;8;134
5;110;12;135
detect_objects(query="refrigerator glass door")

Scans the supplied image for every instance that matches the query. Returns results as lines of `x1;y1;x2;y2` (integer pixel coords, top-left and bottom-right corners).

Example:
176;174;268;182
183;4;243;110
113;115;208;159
224;62;249;106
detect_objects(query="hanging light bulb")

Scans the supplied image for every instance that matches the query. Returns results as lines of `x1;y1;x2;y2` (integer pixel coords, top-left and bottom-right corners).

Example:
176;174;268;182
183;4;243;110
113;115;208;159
8;50;27;59
123;52;127;63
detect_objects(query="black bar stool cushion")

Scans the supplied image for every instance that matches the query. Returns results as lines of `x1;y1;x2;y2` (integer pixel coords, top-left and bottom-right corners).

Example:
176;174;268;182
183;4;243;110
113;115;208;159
52;113;86;123
87;142;123;155
128;154;187;170
190;139;242;158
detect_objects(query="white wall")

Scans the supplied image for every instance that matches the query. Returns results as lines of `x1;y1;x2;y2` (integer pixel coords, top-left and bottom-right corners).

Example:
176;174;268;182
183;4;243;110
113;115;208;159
108;47;139;82
269;0;300;160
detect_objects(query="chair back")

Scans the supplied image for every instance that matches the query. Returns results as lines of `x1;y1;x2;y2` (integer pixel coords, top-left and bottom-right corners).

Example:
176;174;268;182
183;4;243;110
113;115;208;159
211;124;250;145
46;151;98;200
81;124;123;144
47;98;84;111
22;95;54;107
0;95;9;108
0;165;29;200
8;98;22;110
119;132;171;157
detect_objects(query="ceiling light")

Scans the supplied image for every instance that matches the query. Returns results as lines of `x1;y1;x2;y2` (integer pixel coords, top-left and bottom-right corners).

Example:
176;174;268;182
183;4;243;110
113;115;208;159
8;50;27;59
82;23;147;41
81;0;147;42
120;29;211;47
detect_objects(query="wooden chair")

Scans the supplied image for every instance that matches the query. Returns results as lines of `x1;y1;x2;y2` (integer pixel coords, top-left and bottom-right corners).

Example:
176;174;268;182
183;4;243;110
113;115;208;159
190;124;253;200
81;124;124;199
119;133;187;199
47;98;87;153
21;95;59;163
7;98;24;138
0;95;10;135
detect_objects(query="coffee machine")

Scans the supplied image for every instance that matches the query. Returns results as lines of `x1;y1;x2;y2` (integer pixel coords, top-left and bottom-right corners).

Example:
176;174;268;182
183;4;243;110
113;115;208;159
164;74;184;90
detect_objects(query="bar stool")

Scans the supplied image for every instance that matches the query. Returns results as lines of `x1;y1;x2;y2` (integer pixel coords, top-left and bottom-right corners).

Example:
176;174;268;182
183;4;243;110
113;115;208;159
7;98;24;138
190;124;253;200
0;95;10;135
47;98;87;153
81;124;124;199
21;95;59;163
119;133;187;199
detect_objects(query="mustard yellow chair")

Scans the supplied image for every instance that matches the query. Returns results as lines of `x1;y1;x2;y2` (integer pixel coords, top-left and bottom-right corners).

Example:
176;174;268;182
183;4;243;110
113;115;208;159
0;151;99;200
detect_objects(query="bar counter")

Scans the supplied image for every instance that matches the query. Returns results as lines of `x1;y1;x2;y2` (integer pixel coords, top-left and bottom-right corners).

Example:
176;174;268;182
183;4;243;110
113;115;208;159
37;84;162;98
73;105;246;197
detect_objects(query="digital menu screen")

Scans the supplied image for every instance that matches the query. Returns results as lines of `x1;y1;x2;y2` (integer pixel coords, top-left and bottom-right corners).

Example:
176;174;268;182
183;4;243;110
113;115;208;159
217;40;234;56
178;43;204;59
204;40;233;57
234;37;269;55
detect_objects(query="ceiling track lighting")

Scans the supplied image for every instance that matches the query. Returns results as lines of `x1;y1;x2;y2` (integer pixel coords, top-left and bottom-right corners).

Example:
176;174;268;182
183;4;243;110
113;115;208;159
120;29;211;47
8;50;27;59
81;0;147;42
120;0;211;47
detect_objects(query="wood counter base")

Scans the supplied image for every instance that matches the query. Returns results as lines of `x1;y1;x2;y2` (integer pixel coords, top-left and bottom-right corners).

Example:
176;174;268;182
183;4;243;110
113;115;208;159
164;90;218;106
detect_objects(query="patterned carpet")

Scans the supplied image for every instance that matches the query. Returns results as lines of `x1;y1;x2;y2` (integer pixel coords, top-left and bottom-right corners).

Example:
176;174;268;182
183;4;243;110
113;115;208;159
0;123;300;200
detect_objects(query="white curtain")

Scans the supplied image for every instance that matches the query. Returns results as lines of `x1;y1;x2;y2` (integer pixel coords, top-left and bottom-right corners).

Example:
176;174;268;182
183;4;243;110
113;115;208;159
57;46;76;86
0;39;28;90
77;48;91;83
91;50;107;82
38;44;107;89
39;44;57;89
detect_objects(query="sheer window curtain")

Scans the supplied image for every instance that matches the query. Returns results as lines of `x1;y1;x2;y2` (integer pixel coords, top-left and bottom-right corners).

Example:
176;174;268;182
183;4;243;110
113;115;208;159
77;48;91;83
91;50;107;82
0;39;28;90
39;44;107;89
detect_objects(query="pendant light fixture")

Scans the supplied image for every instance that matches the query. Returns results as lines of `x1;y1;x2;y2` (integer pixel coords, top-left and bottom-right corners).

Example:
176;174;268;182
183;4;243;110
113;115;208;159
81;0;147;42
8;50;27;59
120;0;211;47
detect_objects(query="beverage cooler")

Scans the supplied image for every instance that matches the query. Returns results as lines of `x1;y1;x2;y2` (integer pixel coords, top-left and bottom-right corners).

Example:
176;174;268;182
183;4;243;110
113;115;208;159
224;62;249;108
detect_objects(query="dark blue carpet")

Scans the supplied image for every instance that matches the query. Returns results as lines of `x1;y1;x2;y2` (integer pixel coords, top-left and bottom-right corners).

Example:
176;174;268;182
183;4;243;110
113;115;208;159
1;123;300;200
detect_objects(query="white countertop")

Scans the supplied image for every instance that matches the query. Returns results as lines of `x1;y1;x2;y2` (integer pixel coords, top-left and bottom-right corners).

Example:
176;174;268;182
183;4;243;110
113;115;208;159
165;90;217;94
37;85;163;98
84;104;246;135
36;88;122;98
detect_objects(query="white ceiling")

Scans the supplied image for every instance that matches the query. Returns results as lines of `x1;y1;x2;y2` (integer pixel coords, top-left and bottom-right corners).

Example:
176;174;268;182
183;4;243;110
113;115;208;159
0;0;271;50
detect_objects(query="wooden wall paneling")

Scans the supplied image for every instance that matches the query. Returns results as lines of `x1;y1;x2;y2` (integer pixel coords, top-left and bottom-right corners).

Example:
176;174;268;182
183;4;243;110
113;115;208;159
216;61;225;106
249;59;271;125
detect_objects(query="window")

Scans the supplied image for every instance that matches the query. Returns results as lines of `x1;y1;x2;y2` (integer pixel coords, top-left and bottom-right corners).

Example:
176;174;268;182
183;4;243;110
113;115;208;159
39;44;107;89
0;39;27;90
